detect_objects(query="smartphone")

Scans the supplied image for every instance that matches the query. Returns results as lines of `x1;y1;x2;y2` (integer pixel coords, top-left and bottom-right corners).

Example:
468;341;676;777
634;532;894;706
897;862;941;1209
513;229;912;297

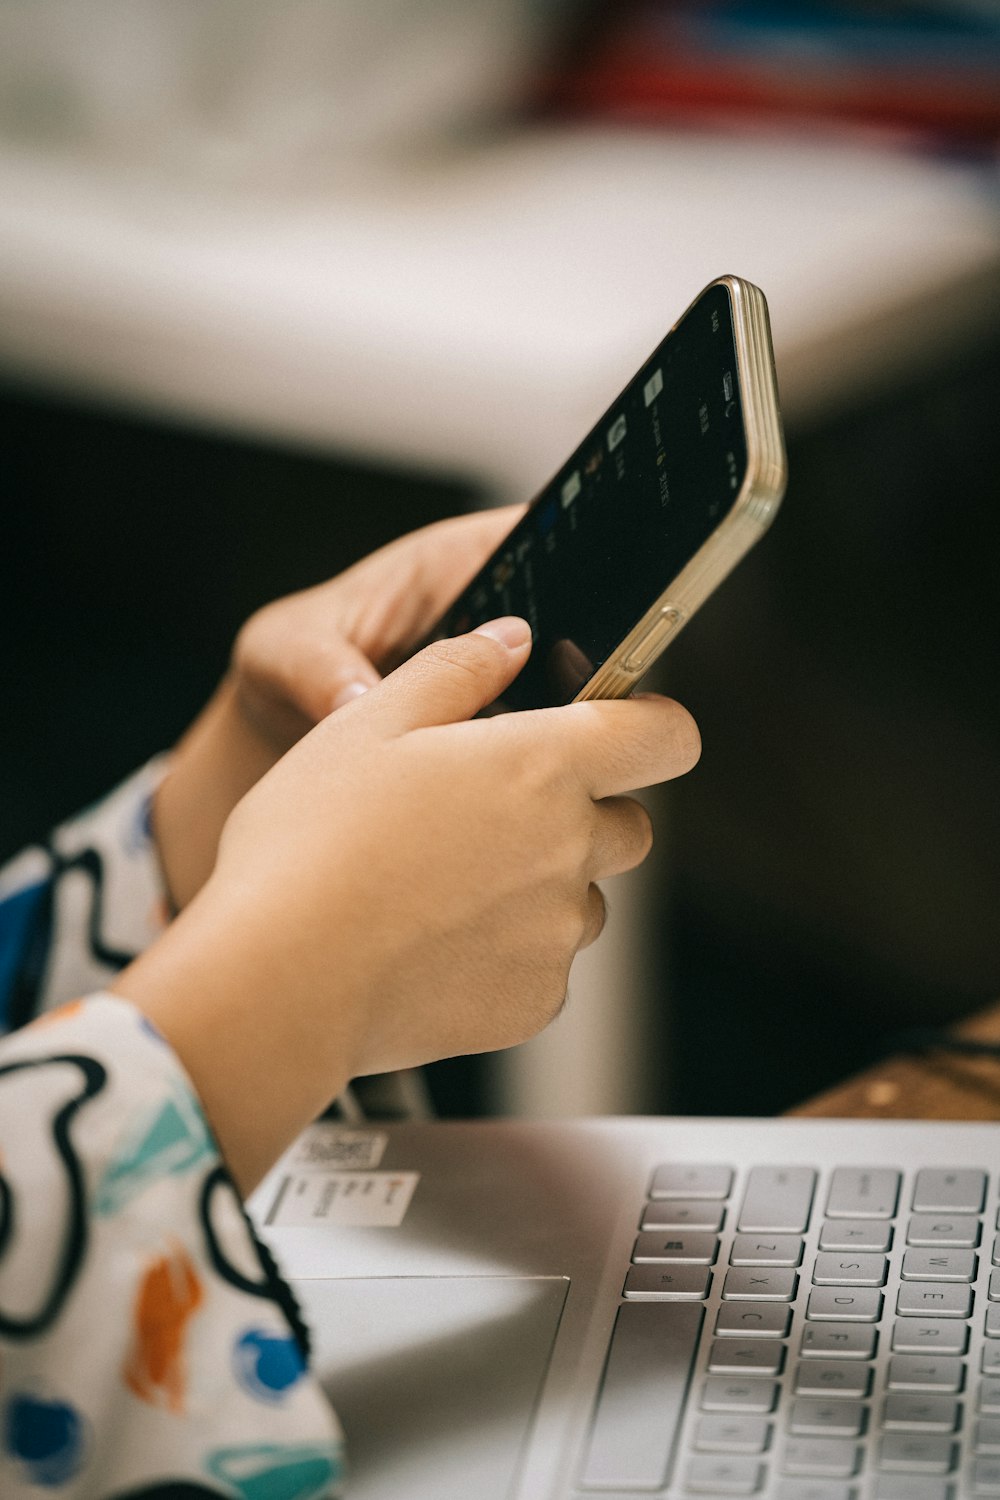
429;275;786;711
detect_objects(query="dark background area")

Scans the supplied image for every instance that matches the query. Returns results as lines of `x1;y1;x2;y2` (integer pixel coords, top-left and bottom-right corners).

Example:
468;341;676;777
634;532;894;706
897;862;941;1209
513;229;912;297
3;339;999;1116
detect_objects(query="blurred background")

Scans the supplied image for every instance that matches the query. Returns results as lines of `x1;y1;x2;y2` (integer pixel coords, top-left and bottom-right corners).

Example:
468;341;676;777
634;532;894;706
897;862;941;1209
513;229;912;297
2;0;1000;1120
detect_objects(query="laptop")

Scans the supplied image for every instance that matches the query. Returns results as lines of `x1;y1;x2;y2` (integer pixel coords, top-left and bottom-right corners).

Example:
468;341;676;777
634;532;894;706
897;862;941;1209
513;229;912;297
248;1114;1000;1500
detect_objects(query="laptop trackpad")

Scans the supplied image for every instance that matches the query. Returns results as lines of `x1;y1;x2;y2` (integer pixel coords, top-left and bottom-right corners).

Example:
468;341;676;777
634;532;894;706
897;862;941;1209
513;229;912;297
294;1275;569;1500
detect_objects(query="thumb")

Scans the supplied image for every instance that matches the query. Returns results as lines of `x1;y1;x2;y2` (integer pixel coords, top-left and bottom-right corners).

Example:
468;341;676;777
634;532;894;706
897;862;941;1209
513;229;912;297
363;617;532;734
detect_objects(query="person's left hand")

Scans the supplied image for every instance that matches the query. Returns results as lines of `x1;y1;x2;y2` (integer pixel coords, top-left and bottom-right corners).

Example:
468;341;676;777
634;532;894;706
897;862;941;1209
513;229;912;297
154;506;524;909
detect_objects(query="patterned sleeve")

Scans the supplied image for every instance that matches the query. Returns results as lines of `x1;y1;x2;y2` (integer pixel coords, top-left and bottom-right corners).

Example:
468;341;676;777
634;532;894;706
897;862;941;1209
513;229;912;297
0;760;172;1035
0;992;345;1499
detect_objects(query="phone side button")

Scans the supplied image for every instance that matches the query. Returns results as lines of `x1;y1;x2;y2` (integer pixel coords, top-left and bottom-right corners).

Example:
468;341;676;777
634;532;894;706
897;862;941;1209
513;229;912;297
622;607;685;673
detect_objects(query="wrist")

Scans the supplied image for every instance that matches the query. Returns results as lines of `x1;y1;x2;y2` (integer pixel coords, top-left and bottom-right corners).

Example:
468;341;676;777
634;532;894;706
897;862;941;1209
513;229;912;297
111;881;358;1195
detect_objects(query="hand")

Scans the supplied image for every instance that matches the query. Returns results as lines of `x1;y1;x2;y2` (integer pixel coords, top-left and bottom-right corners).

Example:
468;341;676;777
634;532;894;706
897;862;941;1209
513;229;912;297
116;620;700;1194
153;507;525;909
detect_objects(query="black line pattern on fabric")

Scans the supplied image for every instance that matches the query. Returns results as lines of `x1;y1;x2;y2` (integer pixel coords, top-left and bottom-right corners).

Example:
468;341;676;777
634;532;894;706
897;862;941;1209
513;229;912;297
106;1482;230;1498
199;1166;312;1364
5;845;138;1035
48;845;138;970
0;1053;106;1339
107;1483;229;1499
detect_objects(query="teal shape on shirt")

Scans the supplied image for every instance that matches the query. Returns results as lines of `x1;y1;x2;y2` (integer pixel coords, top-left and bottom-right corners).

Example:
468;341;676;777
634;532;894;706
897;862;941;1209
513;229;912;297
206;1443;343;1500
94;1085;216;1215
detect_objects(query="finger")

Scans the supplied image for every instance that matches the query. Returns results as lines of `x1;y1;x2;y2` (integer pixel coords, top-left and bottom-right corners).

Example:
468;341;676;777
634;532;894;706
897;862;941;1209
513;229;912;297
589;796;654;881
235;611;382;730
334;505;528;663
363;618;532;735
519;694;701;800
578;884;609;950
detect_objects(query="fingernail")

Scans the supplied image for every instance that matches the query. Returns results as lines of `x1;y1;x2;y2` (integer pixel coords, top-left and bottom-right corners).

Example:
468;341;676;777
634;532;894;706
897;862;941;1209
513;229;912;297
330;680;371;711
472;616;531;650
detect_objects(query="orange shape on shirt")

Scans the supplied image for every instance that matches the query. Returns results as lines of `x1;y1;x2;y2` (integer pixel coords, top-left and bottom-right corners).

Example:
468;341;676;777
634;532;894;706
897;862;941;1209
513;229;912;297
32;998;87;1029
124;1240;204;1414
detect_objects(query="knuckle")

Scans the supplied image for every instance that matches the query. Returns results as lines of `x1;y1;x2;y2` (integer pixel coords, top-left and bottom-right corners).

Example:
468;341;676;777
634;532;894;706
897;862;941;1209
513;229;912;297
630;801;655;862
420;634;500;681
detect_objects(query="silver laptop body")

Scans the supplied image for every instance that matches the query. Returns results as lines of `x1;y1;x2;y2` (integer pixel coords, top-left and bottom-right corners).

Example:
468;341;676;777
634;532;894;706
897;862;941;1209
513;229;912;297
249;1115;1000;1500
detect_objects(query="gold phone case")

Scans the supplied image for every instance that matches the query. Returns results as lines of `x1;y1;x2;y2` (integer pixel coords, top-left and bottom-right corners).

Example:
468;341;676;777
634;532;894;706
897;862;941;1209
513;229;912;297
574;276;787;701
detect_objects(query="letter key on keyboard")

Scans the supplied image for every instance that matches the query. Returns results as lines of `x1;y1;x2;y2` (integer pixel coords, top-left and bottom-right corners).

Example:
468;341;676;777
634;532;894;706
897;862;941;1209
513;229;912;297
738;1168;816;1233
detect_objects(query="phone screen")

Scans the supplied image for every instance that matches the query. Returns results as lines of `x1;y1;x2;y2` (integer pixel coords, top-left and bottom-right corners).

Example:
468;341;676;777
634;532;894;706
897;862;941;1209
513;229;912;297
433;281;748;710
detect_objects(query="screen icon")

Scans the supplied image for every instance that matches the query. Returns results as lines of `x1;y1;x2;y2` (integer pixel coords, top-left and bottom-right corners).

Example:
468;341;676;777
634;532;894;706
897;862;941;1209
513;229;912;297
561;471;581;508
607;415;627;452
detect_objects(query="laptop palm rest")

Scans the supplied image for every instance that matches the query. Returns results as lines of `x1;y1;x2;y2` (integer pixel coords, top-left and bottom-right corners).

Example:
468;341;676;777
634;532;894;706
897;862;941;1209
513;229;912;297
294;1275;569;1500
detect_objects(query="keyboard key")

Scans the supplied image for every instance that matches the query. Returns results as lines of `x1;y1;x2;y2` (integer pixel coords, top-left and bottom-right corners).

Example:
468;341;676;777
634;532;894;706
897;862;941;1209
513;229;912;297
902;1249;977;1282
782;1437;858;1477
623;1264;711;1300
974;1456;1000;1493
707;1340;784;1376
908;1214;980;1248
981;1379;1000;1413
826;1168;900;1219
649;1163;732;1200
991;1269;1000;1301
897;1282;972;1318
976;1419;1000;1455
730;1234;804;1267
789;1399;866;1437
813;1253;887;1286
695;1415;771;1454
716;1304;791;1339
800;1325;877;1360
913;1168;986;1213
776;1484;858;1500
794;1363;871;1398
631;1231;718;1264
985;1344;1000;1375
971;1458;1000;1494
701;1377;778;1412
739;1168;816;1233
807;1289;881;1323
819;1218;892;1253
883;1394;959;1432
892;1320;968;1356
579;1301;703;1489
683;1455;762;1494
887;1355;964;1392
641;1199;725;1232
723;1268;797;1301
878;1433;955;1473
874;1481;954;1500
986;1307;1000;1338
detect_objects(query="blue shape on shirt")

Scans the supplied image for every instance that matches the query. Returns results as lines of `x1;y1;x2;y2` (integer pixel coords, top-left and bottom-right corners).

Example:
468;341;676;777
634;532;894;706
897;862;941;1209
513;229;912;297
4;1393;86;1485
0;880;47;1029
233;1329;306;1404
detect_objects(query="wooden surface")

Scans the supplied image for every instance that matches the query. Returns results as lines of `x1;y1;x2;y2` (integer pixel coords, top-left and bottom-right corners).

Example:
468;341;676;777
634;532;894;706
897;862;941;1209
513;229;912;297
789;999;1000;1120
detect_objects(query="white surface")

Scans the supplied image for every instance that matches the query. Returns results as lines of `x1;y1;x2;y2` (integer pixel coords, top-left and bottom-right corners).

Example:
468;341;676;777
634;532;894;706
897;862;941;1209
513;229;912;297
1;128;998;500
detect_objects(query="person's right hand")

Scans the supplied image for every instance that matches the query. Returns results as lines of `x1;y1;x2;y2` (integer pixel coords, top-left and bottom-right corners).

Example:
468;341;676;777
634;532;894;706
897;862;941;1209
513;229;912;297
115;618;700;1194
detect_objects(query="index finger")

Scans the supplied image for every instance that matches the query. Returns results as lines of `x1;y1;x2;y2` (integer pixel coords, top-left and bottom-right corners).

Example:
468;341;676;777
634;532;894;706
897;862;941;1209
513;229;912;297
517;694;701;800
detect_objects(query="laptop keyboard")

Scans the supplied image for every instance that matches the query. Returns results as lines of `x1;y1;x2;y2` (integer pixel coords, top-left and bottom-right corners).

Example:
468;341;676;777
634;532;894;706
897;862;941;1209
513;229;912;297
579;1163;1000;1499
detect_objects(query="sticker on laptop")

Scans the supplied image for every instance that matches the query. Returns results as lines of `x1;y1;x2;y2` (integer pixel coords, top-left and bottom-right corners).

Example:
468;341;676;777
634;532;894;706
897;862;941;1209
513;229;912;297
267;1171;419;1229
289;1126;388;1171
